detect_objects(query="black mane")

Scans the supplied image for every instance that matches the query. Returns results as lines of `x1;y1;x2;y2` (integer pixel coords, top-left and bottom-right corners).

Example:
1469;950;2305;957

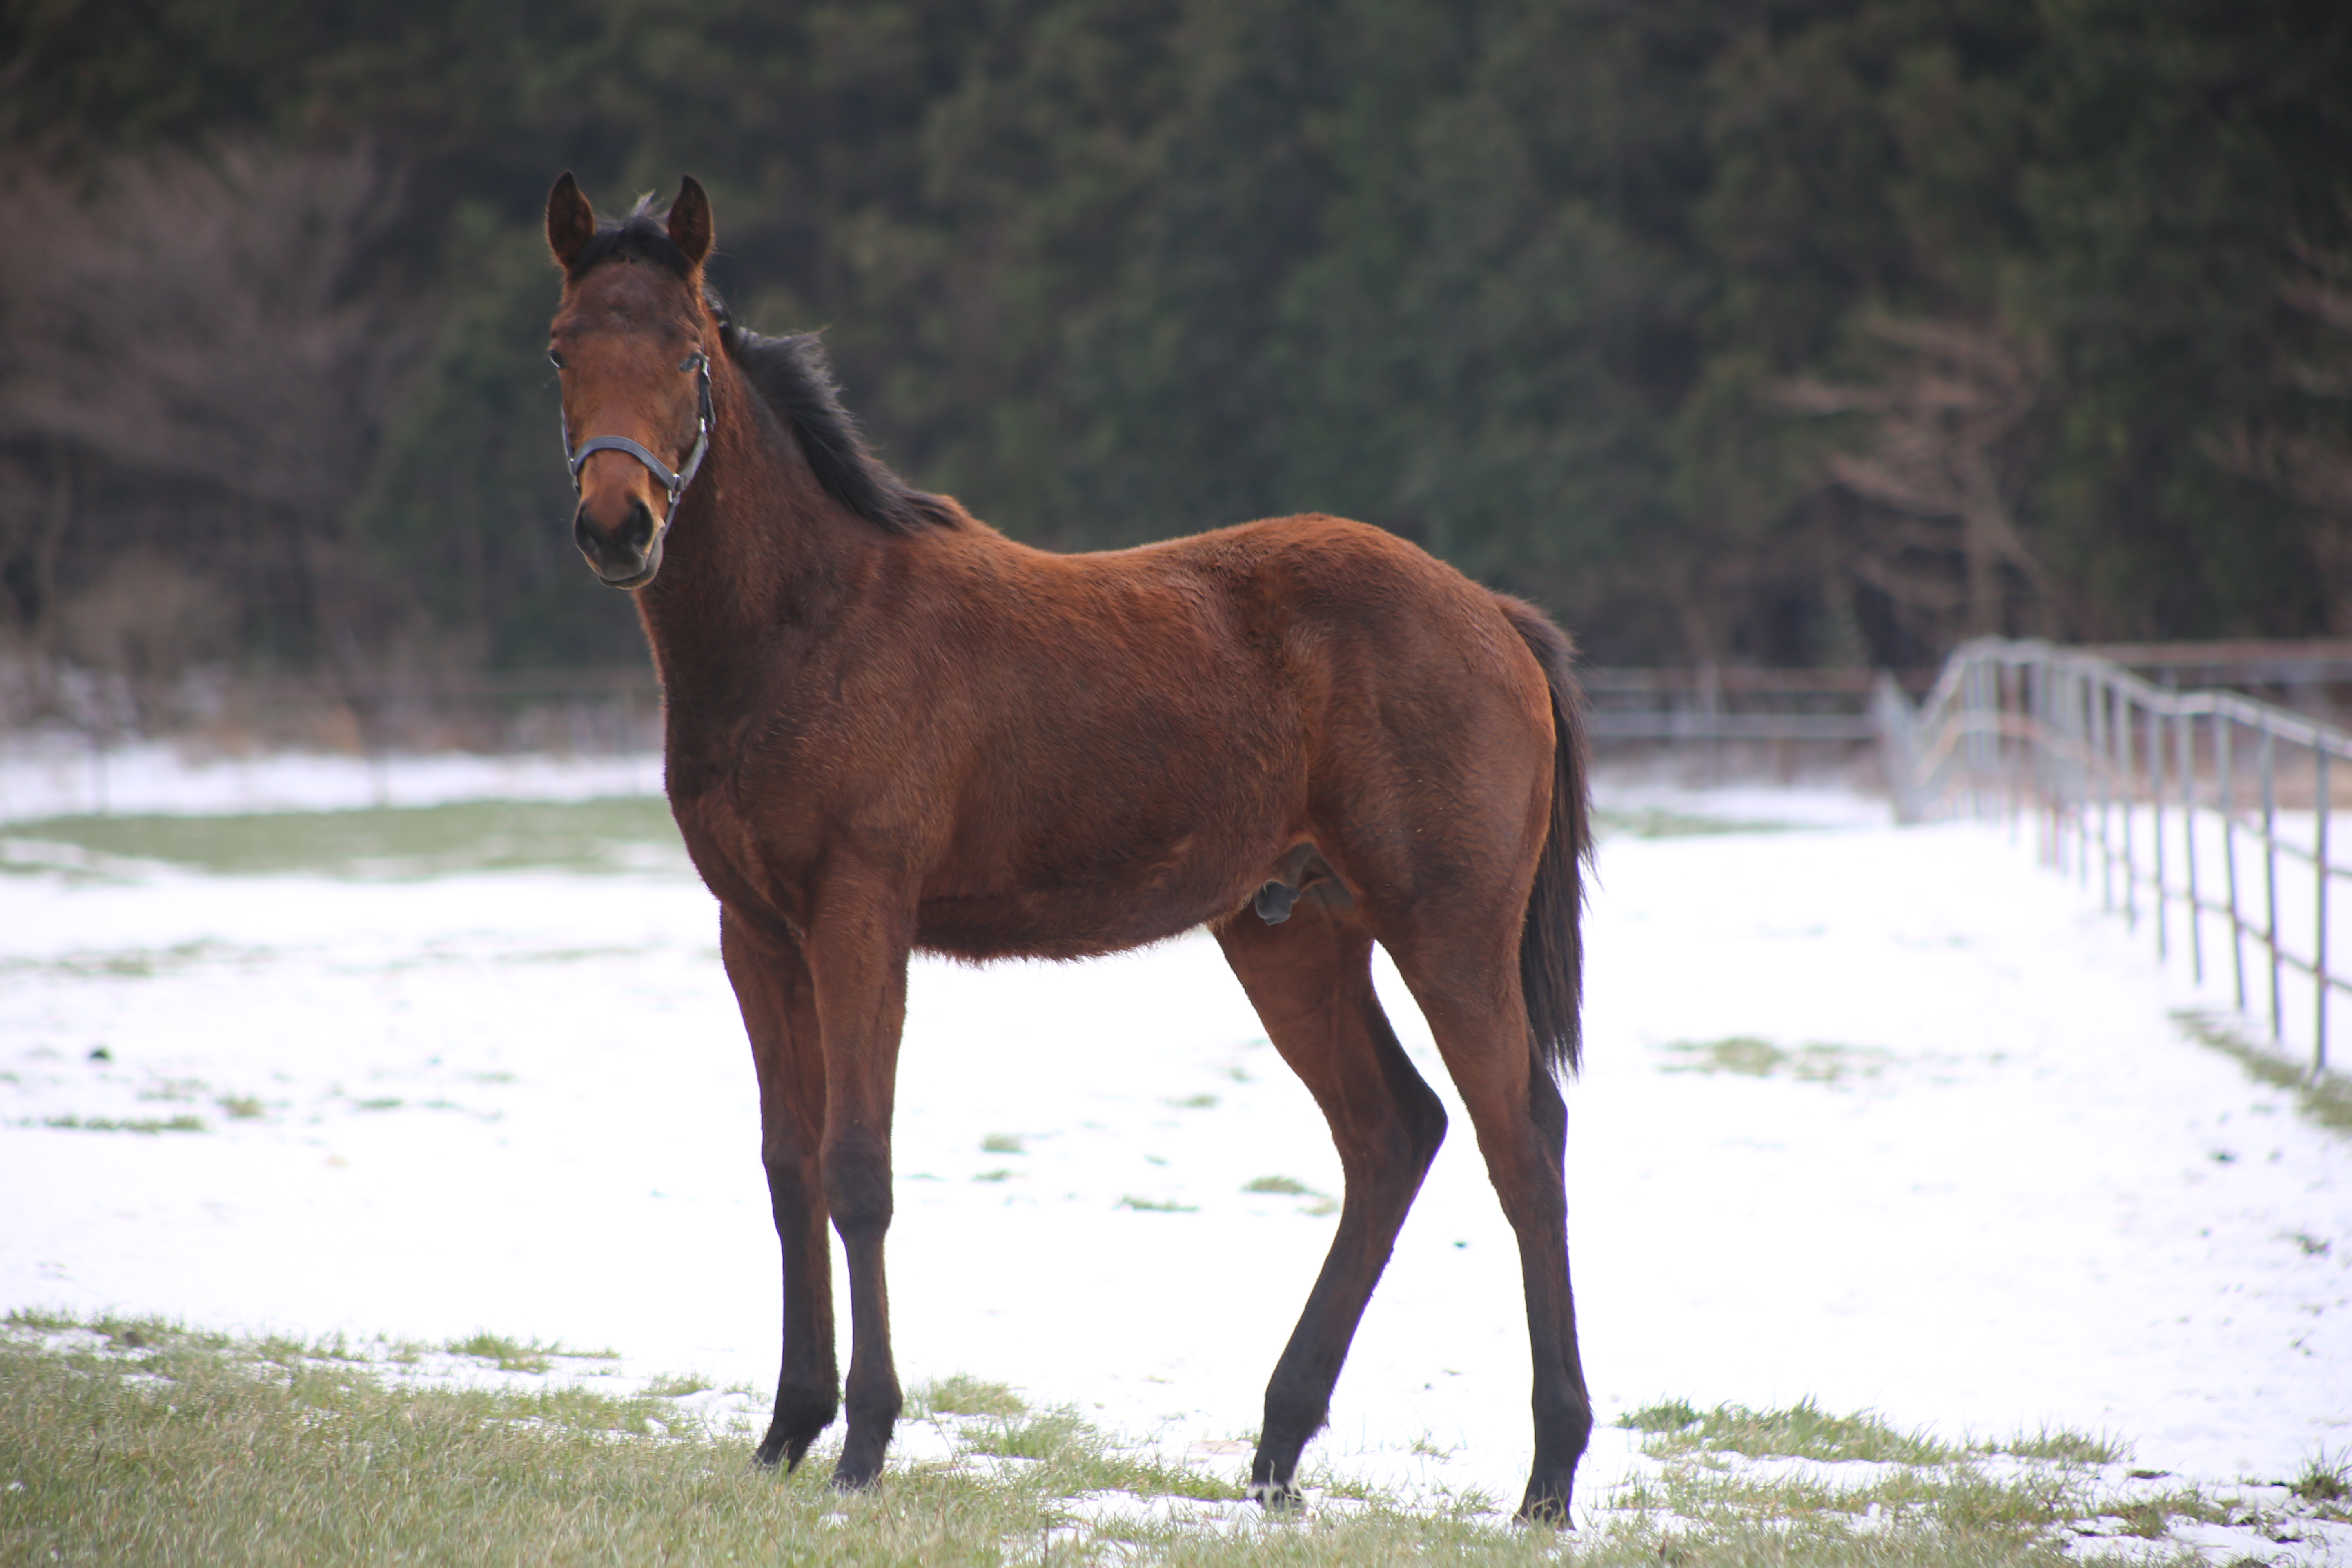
717;316;965;536
571;198;961;537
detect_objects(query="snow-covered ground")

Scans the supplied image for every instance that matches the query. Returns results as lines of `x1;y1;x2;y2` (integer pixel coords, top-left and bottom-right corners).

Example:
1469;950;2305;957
0;748;2345;1542
0;730;660;820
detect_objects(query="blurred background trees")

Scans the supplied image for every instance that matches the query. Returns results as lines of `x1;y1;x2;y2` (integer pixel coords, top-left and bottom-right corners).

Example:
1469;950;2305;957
2;0;2348;688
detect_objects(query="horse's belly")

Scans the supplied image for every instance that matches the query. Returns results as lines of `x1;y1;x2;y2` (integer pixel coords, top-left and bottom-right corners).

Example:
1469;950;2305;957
915;837;1261;962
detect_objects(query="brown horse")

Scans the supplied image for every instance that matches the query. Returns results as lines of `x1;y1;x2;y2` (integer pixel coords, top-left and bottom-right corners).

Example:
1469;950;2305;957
544;173;1597;1523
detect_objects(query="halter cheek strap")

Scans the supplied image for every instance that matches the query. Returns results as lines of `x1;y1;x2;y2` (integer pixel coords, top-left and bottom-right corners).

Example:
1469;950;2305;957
562;355;714;505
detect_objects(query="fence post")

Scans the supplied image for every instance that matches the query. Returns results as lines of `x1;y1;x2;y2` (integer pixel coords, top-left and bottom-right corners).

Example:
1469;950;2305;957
2319;745;2332;1078
2222;716;2246;1013
2121;692;2138;931
2263;727;2283;1042
2107;672;2126;907
2180;708;2202;986
1873;673;1925;825
2151;695;2167;961
2076;667;2093;885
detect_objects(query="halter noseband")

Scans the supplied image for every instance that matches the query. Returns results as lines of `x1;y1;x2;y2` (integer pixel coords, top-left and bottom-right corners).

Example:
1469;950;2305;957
562;352;714;506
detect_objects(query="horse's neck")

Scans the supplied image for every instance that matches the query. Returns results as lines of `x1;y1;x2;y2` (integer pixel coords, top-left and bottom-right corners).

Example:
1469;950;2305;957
634;390;878;750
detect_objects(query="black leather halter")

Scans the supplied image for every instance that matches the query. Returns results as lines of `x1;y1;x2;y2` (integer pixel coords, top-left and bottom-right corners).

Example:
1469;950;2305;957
562;353;714;505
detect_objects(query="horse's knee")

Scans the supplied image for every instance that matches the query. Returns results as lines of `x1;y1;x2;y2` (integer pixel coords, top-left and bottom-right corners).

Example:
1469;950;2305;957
763;1138;820;1196
820;1139;893;1237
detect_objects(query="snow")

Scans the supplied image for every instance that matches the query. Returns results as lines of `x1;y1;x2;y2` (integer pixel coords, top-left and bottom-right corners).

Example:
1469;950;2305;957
0;730;659;820
0;751;2346;1538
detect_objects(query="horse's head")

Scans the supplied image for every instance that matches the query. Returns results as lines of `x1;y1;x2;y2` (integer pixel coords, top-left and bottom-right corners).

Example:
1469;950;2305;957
546;172;718;589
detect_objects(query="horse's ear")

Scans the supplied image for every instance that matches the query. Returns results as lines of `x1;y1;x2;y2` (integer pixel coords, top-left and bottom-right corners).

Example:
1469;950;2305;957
547;172;596;271
668;176;715;270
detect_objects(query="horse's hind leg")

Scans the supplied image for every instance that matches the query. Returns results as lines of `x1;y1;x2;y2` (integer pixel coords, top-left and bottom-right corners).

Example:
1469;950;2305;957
722;908;840;1470
1214;897;1448;1506
1389;932;1592;1525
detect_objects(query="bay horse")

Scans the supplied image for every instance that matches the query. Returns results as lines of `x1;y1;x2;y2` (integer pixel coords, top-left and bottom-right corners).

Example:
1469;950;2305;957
544;173;1597;1523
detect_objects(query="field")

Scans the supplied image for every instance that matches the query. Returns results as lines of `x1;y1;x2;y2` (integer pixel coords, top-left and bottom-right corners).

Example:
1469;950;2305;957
1;748;2348;1563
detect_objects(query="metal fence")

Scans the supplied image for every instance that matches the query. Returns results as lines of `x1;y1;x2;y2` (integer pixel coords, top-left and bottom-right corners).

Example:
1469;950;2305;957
1886;637;2351;1078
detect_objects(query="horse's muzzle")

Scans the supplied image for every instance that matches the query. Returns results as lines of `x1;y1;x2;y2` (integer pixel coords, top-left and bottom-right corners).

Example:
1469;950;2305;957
575;497;664;588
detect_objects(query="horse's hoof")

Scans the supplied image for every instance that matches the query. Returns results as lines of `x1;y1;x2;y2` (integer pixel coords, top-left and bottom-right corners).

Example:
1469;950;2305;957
1514;1479;1574;1528
1248;1478;1304;1512
832;1449;886;1492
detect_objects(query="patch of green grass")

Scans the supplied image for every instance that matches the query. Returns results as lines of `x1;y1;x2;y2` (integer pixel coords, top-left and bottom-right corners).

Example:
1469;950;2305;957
962;1405;1250;1503
1117;1195;1198;1214
913;1374;1027;1420
1619;1398;1704;1434
0;796;686;881
980;1132;1025;1154
2292;1450;2351;1505
641;1372;713;1398
4;1307;86;1333
1636;1398;1953;1465
1658;1037;1890;1084
966;1405;1091;1461
35;1113;206;1134
1990;1425;2127;1466
216;1094;267;1120
352;1096;404;1111
1167;1093;1221;1109
2105;1486;2234;1538
973;1168;1016;1183
1242;1174;1316;1196
1589;1397;2336;1566
444;1331;579;1374
2;1319;2315;1568
2174;1008;2352;1135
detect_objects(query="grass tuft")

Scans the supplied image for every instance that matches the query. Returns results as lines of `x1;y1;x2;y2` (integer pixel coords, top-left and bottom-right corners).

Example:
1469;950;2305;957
913;1374;1027;1419
1633;1398;1953;1465
1241;1174;1315;1196
1659;1037;1889;1084
1117;1194;1198;1213
980;1131;1025;1154
2173;1008;2352;1134
440;1330;612;1374
36;1113;207;1134
1989;1425;2127;1466
641;1372;713;1398
2292;1450;2351;1505
1619;1398;1703;1434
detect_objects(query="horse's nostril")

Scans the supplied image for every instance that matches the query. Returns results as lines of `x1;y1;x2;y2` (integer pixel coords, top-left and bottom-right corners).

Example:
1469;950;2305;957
574;506;598;559
625;499;657;553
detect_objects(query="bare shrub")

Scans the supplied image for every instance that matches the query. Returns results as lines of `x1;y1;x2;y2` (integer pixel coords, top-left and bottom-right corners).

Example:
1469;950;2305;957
1777;316;2051;649
0;140;425;686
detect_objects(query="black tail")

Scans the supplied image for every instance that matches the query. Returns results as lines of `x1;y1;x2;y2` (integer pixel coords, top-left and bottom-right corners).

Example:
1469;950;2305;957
1495;595;1592;1078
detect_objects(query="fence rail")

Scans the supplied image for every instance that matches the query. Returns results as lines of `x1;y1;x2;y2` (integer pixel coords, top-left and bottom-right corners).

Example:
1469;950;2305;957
1888;638;2351;1078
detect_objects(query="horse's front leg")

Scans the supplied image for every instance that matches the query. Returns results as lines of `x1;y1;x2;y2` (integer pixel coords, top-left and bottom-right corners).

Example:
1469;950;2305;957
721;908;839;1470
802;880;916;1490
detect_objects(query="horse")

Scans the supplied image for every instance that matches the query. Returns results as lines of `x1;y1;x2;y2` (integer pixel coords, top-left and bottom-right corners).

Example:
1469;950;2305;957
543;172;1598;1524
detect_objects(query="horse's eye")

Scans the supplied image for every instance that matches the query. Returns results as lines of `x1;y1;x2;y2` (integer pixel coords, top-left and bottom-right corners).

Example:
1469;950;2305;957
548;348;566;369
680;351;706;373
